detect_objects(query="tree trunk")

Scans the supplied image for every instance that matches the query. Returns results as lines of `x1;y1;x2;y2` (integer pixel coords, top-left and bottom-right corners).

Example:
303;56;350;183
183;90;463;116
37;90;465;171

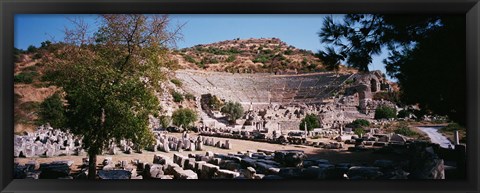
88;153;97;179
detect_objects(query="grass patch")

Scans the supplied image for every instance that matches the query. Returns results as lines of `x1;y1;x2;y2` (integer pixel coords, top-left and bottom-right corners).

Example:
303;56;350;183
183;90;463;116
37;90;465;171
170;79;183;87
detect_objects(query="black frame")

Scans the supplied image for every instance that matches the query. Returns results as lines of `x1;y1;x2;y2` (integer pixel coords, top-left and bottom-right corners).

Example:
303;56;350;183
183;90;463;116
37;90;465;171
1;0;479;193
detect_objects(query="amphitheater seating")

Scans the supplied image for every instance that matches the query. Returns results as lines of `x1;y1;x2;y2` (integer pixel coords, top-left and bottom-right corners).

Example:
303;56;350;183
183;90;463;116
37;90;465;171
175;70;353;106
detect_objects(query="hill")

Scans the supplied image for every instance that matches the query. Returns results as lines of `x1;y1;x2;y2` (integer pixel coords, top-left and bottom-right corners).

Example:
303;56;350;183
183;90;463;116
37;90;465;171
172;37;355;74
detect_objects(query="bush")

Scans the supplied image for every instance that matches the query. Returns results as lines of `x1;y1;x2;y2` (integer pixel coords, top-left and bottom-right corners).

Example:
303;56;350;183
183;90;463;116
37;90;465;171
14;71;38;83
23;65;37;71
170;79;183;87
299;114;320;131
38;93;66;128
354;128;366;136
27;45;37;53
440;122;464;132
185;93;195;101
226;55;237;62
171;91;184;103
284;49;294;55
348;119;370;128
41;70;60;82
394;123;417;137
183;55;197;63
397;109;412;118
374;105;397;120
159;115;171;129
172;108;197;129
221;101;244;124
209;95;223;111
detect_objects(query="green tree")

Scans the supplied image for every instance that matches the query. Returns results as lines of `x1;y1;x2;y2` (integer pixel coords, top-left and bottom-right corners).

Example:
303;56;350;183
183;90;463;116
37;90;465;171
46;14;182;179
374;105;397;120
159;115;171;129
317;14;465;125
38;92;66;129
299;114;320;131
27;45;37;53
220;101;244;124
172;108;198;129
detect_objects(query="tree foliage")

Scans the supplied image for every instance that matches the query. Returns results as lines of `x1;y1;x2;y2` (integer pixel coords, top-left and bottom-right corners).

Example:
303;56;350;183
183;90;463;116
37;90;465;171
299;114;320;131
318;14;465;125
172;108;198;129
45;14;182;179
38;92;66;129
220;101;244;124
374;105;397;120
159;115;171;129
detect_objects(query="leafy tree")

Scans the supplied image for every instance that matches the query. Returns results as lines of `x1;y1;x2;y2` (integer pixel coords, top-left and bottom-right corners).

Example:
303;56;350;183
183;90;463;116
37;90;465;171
221;101;244;124
299;114;320;131
374;105;397;120
38;92;66;129
172;108;198;129
27;45;37;53
45;14;182;179
317;14;465;125
159;115;171;129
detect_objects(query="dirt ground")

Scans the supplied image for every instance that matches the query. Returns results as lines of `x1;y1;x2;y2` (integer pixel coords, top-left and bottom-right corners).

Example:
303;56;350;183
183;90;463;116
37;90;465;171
15;133;404;172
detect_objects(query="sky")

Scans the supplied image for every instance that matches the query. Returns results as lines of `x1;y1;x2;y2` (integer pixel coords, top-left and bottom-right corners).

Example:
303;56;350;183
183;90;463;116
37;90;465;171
14;14;389;78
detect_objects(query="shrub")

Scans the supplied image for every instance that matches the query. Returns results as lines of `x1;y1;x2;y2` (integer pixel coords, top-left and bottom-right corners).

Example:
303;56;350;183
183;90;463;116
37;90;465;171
38;93;66;128
299;114;320;131
221;101;244;124
14;71;38;84
348;119;370;128
354;128;366;136
172;108;198;129
209;95;223;111
170;79;183;87
159;115;171;129
183;55;197;63
27;45;37;53
284;49;294;55
395;126;418;137
41;70;60;82
374;105;397;120
23;65;37;71
397;109;412;119
171;91;184;103
185;93;195;101
440;122;464;132
226;55;237;62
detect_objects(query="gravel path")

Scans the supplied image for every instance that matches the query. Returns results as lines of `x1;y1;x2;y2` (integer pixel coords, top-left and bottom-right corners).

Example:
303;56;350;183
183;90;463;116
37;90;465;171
416;126;453;148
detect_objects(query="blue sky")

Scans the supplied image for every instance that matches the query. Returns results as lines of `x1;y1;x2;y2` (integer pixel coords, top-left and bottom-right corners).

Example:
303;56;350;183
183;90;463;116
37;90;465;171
14;14;389;77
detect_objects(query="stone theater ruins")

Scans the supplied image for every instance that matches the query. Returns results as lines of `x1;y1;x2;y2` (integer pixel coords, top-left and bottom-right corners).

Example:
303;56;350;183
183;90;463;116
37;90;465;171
14;15;467;180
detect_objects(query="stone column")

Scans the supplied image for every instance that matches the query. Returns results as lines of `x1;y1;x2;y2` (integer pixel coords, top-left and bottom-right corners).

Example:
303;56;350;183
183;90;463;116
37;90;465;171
454;130;460;145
